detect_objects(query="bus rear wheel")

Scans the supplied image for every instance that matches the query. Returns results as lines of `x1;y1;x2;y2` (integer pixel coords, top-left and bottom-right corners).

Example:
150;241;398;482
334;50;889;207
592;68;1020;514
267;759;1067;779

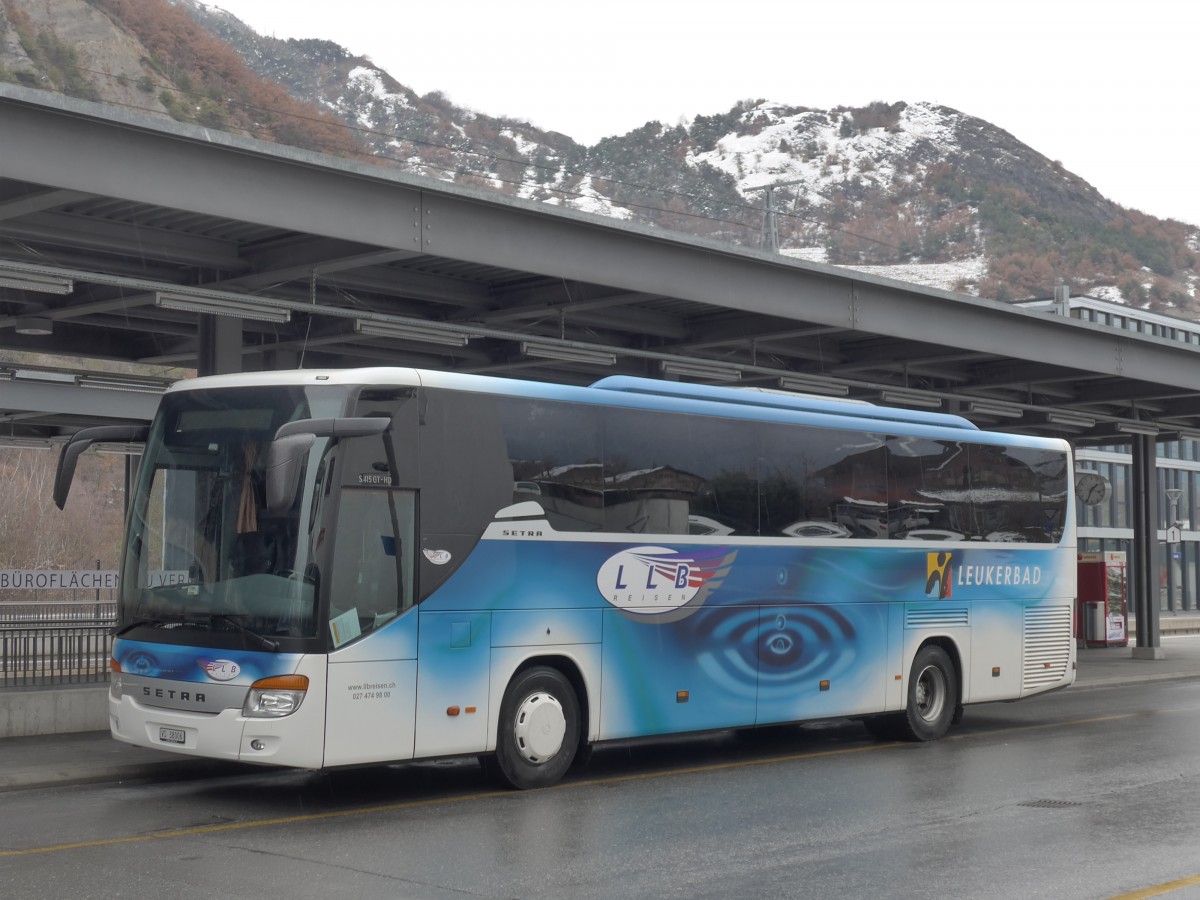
493;666;580;790
900;644;957;741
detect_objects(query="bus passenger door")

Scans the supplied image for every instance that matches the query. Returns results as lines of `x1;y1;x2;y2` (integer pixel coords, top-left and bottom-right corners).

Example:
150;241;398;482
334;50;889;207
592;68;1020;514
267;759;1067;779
322;485;420;768
324;611;419;766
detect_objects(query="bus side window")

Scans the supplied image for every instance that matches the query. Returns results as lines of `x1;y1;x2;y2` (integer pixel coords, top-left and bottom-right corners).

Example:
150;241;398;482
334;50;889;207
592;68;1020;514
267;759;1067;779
497;397;604;533
603;408;759;535
886;437;970;540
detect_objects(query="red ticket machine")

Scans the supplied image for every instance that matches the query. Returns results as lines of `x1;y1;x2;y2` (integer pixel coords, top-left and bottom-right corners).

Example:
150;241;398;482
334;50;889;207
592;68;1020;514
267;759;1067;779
1076;551;1128;648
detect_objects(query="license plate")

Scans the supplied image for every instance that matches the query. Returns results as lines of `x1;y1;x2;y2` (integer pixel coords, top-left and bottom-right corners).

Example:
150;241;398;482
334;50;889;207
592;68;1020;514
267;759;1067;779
159;727;186;745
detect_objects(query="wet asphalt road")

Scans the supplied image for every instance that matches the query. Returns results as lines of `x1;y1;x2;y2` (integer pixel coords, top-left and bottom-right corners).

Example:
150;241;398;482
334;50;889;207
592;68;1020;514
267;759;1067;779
3;676;1200;900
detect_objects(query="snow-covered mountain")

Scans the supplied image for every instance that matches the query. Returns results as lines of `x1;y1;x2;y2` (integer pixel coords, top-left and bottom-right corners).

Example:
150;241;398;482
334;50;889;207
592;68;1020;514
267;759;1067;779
2;0;1196;309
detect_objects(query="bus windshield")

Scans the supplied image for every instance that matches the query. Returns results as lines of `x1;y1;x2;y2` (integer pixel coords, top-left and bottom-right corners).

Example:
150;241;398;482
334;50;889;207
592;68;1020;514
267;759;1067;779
119;384;349;647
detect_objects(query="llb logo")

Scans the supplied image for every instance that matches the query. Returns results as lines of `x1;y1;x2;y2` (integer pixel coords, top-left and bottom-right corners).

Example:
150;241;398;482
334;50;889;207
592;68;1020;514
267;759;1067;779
596;546;736;622
201;659;242;682
926;551;953;599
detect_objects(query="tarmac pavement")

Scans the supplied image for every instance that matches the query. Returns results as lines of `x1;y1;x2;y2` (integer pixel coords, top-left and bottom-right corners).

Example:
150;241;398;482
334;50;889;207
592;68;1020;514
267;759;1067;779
3;628;1200;794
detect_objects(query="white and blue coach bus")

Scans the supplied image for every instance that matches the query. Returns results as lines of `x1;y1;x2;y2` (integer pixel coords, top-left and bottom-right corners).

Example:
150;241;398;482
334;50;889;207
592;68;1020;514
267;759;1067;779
55;368;1076;789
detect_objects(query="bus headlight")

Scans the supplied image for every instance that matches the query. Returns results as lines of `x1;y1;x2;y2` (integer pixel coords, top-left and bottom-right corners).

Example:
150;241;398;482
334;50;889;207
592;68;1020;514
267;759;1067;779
243;675;309;718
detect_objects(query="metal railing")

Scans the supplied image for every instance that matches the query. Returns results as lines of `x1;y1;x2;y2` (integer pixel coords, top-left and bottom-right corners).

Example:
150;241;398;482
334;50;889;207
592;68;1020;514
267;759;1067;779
0;601;117;623
0;602;116;688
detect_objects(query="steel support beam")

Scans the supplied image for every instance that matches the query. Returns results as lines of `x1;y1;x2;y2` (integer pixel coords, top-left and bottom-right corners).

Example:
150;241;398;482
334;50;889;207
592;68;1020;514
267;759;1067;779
0;86;423;251
423;191;1200;390
0;378;160;421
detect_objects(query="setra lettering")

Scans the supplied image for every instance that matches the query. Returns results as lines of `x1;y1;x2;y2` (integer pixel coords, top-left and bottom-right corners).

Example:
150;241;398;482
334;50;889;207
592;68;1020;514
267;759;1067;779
142;686;206;703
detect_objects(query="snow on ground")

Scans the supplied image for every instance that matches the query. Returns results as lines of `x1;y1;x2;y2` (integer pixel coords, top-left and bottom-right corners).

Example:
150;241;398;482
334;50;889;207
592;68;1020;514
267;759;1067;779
839;257;985;293
1089;285;1125;304
544;176;633;220
780;250;986;294
500;129;540;158
341;65;411;128
687;101;964;210
783;247;829;264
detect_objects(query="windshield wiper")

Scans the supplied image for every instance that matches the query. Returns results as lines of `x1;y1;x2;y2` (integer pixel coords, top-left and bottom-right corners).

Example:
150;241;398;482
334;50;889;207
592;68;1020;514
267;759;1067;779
211;613;280;652
115;612;280;651
113;614;186;636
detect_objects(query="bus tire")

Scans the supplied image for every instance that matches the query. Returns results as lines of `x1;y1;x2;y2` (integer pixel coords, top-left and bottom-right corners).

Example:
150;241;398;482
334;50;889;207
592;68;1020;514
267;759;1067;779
900;644;957;741
493;666;580;790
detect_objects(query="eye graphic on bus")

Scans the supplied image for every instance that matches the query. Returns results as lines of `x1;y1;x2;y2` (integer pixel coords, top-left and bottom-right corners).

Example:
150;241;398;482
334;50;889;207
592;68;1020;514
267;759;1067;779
686;604;857;699
123;650;159;676
765;633;795;656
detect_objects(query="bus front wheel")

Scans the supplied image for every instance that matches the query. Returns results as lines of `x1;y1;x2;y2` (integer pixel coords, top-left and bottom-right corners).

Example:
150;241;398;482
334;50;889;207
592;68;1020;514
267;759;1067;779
493;666;580;790
901;644;958;741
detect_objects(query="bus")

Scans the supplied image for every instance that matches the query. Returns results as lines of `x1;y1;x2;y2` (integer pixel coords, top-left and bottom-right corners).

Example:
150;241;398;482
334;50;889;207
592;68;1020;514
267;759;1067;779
55;367;1076;789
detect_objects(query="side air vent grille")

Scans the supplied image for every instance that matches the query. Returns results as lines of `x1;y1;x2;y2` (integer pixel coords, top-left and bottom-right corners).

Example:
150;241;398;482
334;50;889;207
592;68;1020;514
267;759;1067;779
905;608;969;629
1023;606;1073;691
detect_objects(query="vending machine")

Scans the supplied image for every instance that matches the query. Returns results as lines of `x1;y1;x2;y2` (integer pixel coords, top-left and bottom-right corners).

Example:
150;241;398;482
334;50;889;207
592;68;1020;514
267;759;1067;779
1076;551;1128;648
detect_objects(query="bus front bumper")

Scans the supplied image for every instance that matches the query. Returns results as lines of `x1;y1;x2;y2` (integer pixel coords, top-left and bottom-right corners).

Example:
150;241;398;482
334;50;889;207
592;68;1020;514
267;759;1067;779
109;686;326;769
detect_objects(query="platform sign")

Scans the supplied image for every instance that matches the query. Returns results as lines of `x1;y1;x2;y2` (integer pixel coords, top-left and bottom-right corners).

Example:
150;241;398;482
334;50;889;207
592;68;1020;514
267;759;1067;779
0;570;118;590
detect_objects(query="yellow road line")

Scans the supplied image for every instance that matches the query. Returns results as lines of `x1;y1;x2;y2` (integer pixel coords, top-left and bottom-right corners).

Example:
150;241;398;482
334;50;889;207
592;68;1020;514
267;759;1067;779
561;740;897;790
944;710;1159;742
1108;872;1200;899
0;789;504;858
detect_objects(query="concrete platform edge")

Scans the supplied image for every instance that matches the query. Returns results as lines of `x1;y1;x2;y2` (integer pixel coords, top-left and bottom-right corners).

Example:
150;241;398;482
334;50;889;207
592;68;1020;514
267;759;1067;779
0;754;231;793
0;685;108;738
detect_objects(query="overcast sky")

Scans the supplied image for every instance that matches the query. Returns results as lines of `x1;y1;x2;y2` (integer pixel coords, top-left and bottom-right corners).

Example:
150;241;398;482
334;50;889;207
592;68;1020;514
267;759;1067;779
206;0;1200;227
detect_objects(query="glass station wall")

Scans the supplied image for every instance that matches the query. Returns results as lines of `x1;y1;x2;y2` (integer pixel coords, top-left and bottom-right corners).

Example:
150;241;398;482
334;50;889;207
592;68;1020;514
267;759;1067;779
1076;439;1200;612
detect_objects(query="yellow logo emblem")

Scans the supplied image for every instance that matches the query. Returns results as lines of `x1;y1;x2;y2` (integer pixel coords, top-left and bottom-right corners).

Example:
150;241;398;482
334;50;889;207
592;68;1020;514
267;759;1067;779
926;552;953;599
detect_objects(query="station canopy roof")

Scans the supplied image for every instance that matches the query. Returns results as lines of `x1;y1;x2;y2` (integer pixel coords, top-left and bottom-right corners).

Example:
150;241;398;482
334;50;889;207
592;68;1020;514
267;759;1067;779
3;84;1199;449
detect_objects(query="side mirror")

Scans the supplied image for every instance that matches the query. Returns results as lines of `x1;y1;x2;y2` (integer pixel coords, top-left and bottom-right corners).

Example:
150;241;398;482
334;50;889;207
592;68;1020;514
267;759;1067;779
264;416;390;514
54;424;149;510
265;433;317;515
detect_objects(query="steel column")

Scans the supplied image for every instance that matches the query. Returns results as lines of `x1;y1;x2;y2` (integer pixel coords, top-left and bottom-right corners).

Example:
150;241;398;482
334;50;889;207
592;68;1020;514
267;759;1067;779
198;315;243;376
1131;434;1164;657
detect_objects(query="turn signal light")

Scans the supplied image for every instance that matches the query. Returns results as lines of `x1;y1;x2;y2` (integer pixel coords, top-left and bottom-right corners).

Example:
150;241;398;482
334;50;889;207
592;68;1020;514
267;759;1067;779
253;674;309;691
110;658;123;699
